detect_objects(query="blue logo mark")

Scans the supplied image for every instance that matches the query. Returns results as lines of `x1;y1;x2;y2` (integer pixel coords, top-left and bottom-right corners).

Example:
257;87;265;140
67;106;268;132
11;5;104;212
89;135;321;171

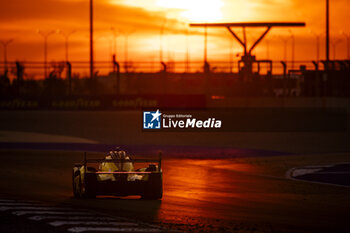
143;109;162;129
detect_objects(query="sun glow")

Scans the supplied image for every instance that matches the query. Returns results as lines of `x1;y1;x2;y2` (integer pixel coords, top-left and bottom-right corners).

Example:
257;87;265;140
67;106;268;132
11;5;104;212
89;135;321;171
156;0;223;22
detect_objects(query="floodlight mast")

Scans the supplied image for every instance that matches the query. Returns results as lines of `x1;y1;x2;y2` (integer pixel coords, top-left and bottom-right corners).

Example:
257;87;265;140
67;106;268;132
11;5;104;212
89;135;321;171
190;22;305;80
90;0;94;79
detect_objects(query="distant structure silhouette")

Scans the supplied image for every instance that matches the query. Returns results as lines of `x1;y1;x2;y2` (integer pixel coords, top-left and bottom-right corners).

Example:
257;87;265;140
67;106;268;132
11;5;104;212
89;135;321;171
190;22;305;81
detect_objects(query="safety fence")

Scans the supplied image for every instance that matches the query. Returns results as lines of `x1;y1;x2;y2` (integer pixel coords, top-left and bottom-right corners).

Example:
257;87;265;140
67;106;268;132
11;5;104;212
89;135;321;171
0;60;318;80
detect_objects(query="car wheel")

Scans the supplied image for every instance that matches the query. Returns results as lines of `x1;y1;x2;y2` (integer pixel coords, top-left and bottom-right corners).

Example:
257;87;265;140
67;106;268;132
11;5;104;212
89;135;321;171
78;175;87;198
72;170;80;198
79;175;96;199
141;192;162;200
142;174;163;200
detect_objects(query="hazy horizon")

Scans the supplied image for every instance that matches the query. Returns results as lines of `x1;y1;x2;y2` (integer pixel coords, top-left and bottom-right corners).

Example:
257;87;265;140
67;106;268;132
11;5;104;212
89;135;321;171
1;0;349;64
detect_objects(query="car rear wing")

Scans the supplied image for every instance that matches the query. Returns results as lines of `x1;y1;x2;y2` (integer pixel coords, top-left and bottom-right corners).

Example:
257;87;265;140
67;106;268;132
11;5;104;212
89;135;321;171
78;151;162;173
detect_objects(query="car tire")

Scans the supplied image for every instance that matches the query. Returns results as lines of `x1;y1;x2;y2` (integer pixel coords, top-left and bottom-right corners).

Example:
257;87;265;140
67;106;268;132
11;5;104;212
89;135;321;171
72;169;80;198
141;174;163;200
78;174;96;199
141;192;162;200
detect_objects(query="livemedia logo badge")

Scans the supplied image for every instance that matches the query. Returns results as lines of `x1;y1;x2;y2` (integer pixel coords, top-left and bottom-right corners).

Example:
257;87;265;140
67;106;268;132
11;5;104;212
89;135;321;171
143;109;162;129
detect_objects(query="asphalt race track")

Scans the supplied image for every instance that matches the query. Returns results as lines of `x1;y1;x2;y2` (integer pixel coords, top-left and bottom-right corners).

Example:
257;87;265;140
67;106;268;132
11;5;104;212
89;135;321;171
0;111;350;233
1;150;350;233
0;197;171;233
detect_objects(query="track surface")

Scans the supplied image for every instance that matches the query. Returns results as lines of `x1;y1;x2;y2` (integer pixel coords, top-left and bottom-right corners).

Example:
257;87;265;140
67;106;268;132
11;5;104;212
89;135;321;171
0;111;349;154
0;198;170;233
0;111;350;232
0;150;350;233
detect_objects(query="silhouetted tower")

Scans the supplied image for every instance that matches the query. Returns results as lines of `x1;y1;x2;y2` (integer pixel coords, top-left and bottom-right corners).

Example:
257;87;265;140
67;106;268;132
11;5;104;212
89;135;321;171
190;22;305;80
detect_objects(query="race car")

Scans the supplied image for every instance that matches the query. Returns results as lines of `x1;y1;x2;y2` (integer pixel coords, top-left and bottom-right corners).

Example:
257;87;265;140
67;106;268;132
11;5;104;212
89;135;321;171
72;150;163;199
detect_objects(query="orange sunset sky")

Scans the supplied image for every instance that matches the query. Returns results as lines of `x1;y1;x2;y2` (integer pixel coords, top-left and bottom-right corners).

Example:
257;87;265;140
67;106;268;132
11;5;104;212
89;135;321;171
0;0;350;64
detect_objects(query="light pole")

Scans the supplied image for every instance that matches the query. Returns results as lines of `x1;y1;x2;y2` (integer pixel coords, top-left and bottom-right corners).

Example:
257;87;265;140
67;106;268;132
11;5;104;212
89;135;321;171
180;20;190;73
110;27;118;60
122;30;135;73
315;35;321;62
0;39;14;75
331;38;341;60
342;32;350;59
186;26;190;73
58;30;76;62
326;0;330;62
265;38;270;60
90;0;94;79
160;19;167;65
229;37;234;73
204;25;208;64
310;31;321;62
289;30;295;70
279;36;290;62
37;30;55;78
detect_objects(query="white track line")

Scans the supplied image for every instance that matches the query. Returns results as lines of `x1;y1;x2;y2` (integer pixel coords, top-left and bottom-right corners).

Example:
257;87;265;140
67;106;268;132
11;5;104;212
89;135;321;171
0;199;176;233
13;210;94;216
0;200;39;204
67;227;163;233
0;199;20;202
0;202;40;206
0;206;72;211
50;221;139;227
286;166;350;189
29;215;116;221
